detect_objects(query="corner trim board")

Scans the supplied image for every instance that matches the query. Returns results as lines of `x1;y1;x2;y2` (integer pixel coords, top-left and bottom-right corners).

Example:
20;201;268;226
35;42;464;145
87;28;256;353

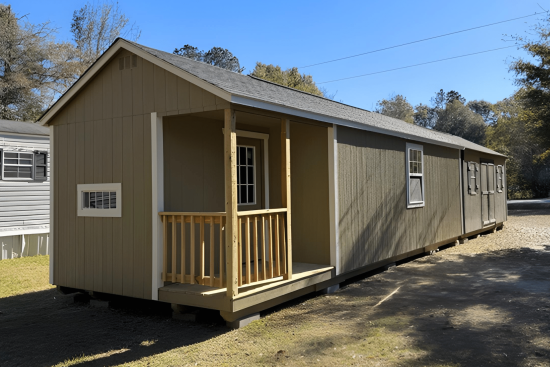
151;112;164;301
328;125;340;275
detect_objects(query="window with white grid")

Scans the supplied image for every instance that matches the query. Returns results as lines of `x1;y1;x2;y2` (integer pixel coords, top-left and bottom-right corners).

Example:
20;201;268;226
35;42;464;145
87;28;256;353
237;146;255;205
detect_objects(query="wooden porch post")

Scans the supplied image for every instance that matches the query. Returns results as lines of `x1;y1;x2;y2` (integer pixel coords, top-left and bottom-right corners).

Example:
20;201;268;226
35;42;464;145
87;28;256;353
281;118;292;280
225;109;239;297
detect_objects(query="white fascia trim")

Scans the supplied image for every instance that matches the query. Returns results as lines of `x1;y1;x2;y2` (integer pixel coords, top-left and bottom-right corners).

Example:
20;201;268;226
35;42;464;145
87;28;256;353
231;95;465;151
0;227;50;237
39;39;231;126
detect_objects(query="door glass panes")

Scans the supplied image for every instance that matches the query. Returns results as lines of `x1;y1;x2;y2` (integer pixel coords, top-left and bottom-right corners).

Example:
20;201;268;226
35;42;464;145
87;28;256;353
237;146;255;205
83;191;117;209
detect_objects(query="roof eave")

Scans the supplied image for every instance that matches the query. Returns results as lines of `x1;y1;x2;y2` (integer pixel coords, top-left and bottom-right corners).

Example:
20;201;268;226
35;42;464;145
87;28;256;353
231;95;467;151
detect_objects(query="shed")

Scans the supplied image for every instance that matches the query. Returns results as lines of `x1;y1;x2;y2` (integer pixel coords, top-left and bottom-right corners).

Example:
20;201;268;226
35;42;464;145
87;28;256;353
0;119;50;260
39;38;507;326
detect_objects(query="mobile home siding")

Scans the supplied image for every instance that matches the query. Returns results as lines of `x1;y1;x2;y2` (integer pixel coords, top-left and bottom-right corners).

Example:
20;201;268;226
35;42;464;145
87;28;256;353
0;134;50;231
0;133;50;260
337;126;462;274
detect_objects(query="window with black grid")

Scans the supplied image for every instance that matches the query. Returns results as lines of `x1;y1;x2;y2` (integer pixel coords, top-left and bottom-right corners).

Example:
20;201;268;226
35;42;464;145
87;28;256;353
82;191;117;209
3;152;33;179
237;146;255;205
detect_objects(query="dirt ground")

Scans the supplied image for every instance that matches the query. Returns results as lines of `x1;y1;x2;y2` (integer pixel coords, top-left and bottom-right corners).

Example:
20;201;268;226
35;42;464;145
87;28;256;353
0;209;549;367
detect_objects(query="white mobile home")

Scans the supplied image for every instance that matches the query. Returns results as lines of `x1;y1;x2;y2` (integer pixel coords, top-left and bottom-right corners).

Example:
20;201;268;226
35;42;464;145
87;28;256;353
0;119;50;260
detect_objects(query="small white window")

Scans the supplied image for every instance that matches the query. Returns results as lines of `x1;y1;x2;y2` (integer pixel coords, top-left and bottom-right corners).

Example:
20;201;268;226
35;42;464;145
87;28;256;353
406;143;425;208
237;145;255;205
77;183;121;217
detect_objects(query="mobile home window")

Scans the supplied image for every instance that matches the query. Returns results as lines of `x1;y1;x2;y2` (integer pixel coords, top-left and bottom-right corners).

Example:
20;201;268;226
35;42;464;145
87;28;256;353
34;151;48;181
3;152;33;179
237;145;255;205
406;143;425;208
77;183;121;217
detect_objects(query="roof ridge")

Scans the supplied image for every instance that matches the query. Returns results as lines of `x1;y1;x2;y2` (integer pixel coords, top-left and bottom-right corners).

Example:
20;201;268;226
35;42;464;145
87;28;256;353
126;39;249;76
128;39;374;114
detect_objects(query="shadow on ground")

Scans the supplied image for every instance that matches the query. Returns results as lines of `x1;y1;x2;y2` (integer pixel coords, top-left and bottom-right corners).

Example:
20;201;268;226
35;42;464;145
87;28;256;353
0;289;228;367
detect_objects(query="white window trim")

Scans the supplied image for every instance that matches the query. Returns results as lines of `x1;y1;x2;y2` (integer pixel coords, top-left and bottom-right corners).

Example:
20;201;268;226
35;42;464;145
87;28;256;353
222;128;270;209
77;183;122;217
406;142;425;208
237;145;257;206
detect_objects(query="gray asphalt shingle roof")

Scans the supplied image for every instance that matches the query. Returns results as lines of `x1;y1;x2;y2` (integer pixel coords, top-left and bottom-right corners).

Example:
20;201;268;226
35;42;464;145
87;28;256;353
0;119;49;136
132;40;503;157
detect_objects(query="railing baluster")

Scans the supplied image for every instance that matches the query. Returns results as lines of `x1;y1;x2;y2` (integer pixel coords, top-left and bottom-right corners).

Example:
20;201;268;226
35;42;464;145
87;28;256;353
162;215;167;282
181;215;185;284
190;215;195;284
200;216;205;285
209;217;214;287
238;217;242;286
261;215;267;280
219;216;224;287
171;215;176;282
245;216;251;284
253;215;258;282
275;213;280;276
268;214;273;279
281;214;287;276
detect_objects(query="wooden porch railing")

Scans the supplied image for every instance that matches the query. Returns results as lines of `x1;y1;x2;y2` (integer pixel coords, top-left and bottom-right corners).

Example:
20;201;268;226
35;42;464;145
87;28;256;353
237;208;289;286
160;212;226;287
159;208;289;289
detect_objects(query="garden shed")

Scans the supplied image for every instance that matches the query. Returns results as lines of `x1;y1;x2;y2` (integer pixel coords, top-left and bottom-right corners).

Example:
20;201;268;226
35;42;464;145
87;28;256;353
39;38;507;326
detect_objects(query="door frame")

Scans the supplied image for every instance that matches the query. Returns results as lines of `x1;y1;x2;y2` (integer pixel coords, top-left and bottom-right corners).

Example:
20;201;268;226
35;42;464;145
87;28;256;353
223;129;270;209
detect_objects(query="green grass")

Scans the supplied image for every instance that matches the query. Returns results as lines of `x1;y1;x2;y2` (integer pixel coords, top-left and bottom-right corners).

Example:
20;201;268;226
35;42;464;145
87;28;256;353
0;255;54;298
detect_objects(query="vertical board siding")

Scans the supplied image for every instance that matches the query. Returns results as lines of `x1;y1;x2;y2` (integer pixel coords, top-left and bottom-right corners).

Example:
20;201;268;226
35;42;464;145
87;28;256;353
289;122;330;265
50;49;235;298
50;51;153;299
337;127;462;273
163;115;224;212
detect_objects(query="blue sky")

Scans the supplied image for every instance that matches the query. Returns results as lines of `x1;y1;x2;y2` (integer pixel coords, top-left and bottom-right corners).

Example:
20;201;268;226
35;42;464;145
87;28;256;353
14;0;546;110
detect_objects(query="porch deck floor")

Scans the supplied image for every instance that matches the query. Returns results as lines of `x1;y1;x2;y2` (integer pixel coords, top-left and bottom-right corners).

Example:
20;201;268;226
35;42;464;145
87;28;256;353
158;263;334;312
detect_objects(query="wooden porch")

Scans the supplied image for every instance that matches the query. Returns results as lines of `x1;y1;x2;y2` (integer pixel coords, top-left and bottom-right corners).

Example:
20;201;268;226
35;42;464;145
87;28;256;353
155;107;323;315
158;262;334;317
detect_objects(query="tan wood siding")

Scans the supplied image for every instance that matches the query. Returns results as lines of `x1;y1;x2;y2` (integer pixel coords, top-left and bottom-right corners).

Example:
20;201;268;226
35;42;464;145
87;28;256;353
163;115;225;212
337;127;462;274
290;122;330;265
50;50;156;299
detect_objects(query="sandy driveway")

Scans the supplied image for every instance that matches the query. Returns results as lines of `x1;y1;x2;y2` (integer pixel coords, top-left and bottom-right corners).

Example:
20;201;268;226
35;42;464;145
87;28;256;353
1;209;549;367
